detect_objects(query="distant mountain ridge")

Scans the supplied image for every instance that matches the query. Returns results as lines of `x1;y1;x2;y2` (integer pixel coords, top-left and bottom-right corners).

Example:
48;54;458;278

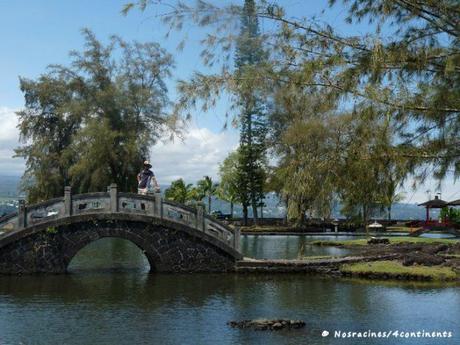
0;175;21;197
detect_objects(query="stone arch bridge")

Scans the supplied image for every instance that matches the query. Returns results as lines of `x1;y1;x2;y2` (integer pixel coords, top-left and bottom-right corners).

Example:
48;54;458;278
0;185;241;274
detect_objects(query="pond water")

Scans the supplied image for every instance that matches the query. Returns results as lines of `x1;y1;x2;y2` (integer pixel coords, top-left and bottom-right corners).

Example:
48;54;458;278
240;233;457;259
0;236;458;345
388;232;456;239
241;235;356;259
419;232;457;239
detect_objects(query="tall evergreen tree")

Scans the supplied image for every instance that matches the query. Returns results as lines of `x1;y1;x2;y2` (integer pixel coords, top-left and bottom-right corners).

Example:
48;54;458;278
235;0;268;225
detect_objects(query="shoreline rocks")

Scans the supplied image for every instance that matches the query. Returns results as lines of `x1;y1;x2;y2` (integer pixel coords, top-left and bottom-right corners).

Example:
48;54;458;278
236;241;460;281
228;319;306;331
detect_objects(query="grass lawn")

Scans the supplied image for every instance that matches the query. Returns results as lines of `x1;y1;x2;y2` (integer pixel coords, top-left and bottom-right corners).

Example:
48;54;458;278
241;225;296;232
341;260;457;281
386;226;452;234
301;255;335;260
386;226;413;232
312;237;458;246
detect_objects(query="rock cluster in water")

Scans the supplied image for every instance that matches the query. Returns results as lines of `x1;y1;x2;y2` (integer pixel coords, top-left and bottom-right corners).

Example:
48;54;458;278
228;319;306;331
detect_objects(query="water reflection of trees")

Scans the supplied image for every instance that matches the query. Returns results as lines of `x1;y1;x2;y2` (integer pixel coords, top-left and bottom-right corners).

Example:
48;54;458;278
0;272;458;345
241;235;353;259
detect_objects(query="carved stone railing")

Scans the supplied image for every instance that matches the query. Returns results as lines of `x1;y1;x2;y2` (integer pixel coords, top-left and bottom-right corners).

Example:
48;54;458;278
0;184;240;252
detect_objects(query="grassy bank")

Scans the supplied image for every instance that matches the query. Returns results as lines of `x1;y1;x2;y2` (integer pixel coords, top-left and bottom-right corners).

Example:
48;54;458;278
301;255;335;260
386;226;412;232
312;237;458;246
341;260;458;281
240;226;298;233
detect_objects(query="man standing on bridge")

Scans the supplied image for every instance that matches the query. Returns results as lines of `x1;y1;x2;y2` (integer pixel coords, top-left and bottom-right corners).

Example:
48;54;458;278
137;161;160;195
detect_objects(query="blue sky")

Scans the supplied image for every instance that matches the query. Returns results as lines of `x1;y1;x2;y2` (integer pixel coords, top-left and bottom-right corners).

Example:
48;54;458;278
0;0;458;203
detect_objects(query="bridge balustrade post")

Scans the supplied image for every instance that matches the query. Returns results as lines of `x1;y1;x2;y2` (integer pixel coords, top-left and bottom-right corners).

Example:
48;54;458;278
110;184;118;212
154;192;162;218
196;204;205;231
18;200;26;229
233;227;241;251
64;186;72;216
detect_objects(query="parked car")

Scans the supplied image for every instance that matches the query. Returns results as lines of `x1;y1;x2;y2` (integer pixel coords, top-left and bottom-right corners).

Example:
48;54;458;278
210;210;232;220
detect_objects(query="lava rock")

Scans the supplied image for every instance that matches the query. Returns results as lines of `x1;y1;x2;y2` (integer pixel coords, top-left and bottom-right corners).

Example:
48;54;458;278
402;252;445;266
367;238;390;245
228;319;306;331
423;244;449;255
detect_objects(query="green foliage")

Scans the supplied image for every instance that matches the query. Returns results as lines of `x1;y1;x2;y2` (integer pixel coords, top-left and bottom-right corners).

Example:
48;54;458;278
218;150;244;217
197;175;218;213
235;0;268;224
164;179;194;204
275;115;339;223
125;0;459;223
16;30;175;202
164;178;205;209
46;226;58;234
266;0;460;180
341;260;457;281
272;106;408;225
313;237;458;246
440;207;460;224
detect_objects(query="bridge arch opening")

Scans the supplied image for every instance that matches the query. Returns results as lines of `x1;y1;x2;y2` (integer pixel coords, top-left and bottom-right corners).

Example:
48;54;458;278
67;237;152;273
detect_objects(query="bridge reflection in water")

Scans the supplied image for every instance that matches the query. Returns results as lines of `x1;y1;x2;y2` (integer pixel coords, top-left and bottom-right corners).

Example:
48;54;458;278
0;185;241;274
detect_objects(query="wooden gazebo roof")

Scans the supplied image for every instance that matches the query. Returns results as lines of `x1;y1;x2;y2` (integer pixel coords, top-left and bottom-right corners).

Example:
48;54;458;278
418;196;448;208
448;199;460;206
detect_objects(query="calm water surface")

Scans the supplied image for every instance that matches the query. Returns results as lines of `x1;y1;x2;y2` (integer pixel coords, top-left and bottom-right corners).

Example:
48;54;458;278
241;235;356;259
240;233;457;259
0;236;458;345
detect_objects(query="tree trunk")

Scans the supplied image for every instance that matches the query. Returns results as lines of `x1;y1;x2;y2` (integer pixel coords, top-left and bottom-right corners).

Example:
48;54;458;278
296;203;307;227
208;195;211;213
243;204;248;226
300;208;306;225
387;205;392;221
284;196;289;225
246;106;258;226
251;201;258;226
260;204;263;219
363;204;369;236
230;201;234;219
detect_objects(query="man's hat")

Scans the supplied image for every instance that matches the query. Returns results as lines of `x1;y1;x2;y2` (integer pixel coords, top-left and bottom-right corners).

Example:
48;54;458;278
143;160;152;168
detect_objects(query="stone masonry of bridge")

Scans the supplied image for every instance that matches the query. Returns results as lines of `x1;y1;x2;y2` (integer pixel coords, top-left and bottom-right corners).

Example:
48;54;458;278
0;185;241;274
0;215;237;274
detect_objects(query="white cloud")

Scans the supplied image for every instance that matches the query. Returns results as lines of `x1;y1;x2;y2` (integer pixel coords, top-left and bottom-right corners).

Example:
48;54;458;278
0;107;239;181
150;125;239;184
0;107;25;175
399;176;460;204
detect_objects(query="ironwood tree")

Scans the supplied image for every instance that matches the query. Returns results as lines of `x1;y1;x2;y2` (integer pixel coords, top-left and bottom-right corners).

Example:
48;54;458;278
16;30;175;202
218;150;245;220
124;0;459;224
